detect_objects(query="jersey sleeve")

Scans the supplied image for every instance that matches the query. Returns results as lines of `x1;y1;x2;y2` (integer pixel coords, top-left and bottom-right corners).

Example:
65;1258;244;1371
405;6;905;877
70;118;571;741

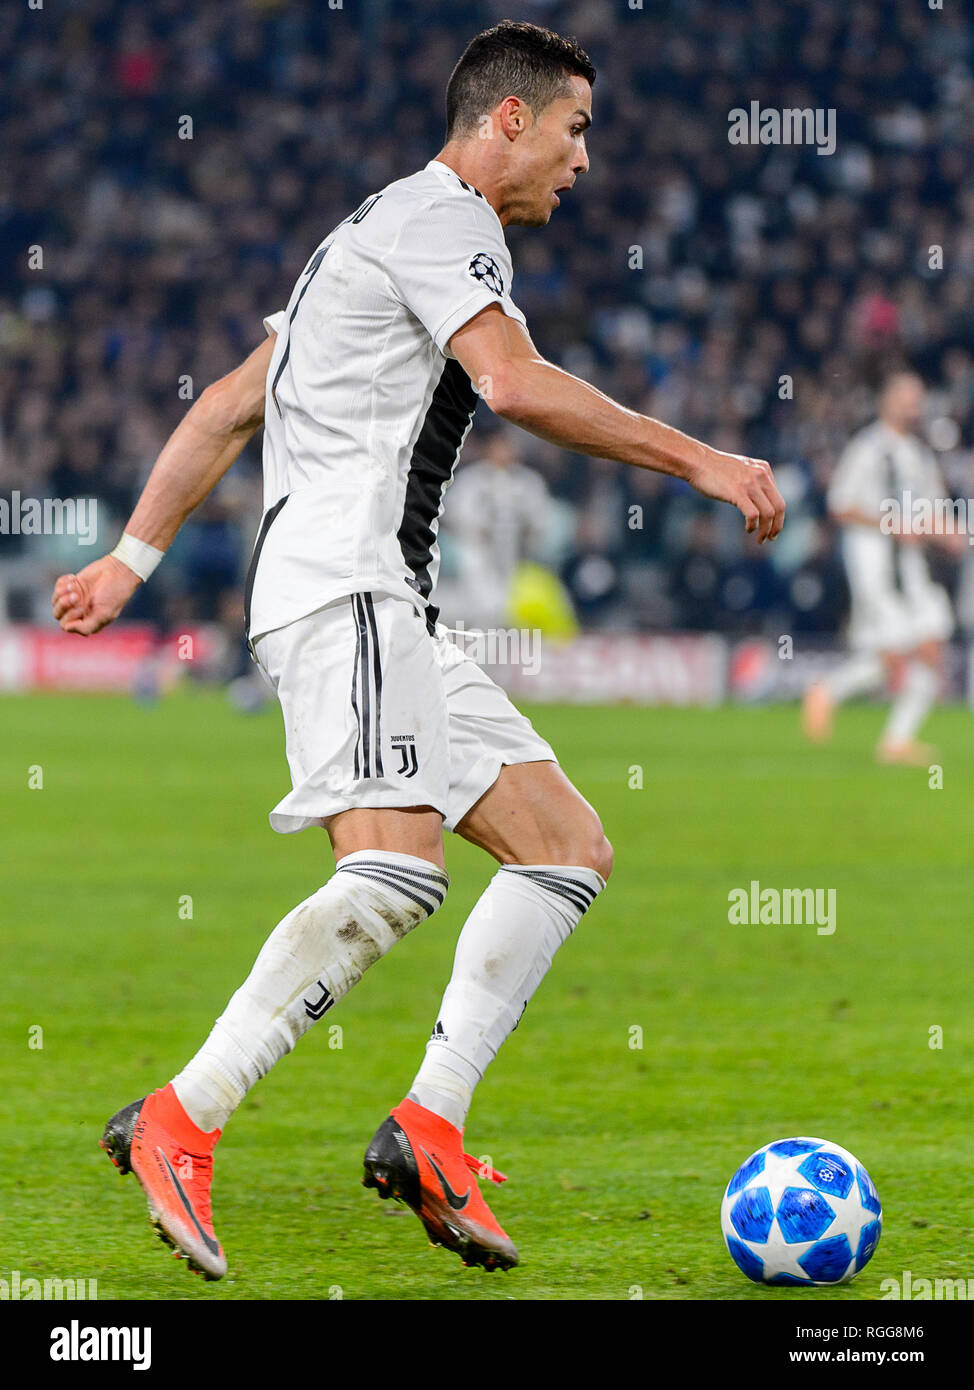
263;309;287;337
386;195;527;357
827;435;881;518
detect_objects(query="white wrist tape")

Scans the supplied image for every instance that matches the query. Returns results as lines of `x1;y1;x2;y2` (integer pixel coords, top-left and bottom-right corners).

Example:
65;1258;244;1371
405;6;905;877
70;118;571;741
110;532;166;582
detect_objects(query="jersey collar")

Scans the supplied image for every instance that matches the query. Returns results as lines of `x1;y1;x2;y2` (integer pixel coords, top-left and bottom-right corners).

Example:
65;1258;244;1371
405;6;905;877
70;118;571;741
425;159;488;204
876;420;912;447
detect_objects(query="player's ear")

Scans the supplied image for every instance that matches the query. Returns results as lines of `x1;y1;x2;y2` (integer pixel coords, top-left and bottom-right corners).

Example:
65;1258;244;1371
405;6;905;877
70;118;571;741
497;96;527;141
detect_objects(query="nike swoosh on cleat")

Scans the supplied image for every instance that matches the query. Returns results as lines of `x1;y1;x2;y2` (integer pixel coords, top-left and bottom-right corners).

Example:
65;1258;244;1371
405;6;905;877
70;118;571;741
158;1150;222;1258
421;1148;471;1211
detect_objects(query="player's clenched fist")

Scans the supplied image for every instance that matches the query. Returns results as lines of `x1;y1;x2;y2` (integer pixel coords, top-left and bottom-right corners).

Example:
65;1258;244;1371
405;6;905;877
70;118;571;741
686;448;785;544
51;555;141;636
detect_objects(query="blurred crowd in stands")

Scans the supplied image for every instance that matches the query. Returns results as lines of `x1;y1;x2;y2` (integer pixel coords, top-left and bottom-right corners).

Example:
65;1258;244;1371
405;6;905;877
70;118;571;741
3;0;974;653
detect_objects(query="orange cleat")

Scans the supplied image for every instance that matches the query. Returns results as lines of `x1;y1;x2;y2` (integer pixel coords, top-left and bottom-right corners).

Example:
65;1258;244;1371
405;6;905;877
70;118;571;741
362;1097;518;1271
100;1084;226;1280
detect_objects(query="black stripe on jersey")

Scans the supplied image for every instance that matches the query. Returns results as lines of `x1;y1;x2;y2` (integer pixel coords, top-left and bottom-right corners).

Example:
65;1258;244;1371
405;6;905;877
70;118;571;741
882;453;906;594
397;359;478;632
362;593;384;776
455;175;486;201
244;495;289;637
346;193;383;224
271;243;330;417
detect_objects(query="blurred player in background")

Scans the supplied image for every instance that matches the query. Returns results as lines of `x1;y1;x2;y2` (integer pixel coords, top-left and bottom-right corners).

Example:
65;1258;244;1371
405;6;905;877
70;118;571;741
802;372;962;763
440;423;566;628
53;20;783;1279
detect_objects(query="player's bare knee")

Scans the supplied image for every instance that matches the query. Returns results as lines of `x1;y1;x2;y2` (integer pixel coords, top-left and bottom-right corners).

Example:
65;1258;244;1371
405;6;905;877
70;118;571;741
579;827;612;883
594;832;614;884
561;816;612;881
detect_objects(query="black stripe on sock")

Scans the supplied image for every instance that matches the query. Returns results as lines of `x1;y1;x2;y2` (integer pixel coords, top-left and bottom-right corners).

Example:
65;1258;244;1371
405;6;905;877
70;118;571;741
339;859;449;888
505;866;600;904
338;860;449;905
501;867;597;915
337;867;440;916
524;874;598;907
531;881;592;914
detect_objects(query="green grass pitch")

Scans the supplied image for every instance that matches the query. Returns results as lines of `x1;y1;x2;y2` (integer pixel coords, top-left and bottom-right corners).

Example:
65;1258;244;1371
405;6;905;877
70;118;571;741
2;690;972;1301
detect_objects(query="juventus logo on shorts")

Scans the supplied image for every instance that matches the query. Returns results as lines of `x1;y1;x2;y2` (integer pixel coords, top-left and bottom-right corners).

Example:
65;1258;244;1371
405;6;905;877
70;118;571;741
391;734;419;778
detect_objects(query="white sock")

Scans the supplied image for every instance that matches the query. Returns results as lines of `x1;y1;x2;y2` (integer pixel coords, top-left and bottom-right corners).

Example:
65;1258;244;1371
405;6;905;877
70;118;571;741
408;864;606;1130
172;851;448;1132
824;652;884;704
882;661;939;745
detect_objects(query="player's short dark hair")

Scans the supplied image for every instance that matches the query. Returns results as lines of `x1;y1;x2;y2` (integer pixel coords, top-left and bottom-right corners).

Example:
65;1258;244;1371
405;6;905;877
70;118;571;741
445;20;595;141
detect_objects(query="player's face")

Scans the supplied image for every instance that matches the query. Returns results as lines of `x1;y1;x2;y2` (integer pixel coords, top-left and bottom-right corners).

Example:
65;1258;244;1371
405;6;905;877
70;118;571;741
510;75;591;226
883;374;925;431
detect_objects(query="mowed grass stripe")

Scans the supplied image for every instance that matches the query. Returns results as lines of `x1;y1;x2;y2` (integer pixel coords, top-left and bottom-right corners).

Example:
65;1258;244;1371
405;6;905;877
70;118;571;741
2;692;971;1298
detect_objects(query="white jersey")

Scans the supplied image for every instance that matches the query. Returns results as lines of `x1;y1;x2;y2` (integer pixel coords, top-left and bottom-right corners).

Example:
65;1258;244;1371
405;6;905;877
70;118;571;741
246;159;527;644
827;420;947;601
827;419;954;649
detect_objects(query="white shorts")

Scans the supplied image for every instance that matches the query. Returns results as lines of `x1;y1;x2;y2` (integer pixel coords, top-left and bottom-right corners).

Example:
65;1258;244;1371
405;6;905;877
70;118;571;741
252;593;557;834
847;587;954;654
842;530;954;653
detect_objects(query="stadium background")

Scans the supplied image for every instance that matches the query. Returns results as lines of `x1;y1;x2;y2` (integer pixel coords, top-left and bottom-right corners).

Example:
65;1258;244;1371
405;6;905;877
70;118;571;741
3;0;974;703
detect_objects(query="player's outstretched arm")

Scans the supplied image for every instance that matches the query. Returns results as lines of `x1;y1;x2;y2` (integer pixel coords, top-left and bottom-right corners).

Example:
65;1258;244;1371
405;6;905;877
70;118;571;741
450;306;784;543
52;334;276;636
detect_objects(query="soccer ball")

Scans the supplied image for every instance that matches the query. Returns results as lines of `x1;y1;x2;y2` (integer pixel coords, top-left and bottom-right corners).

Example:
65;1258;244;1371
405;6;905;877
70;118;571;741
720;1137;882;1285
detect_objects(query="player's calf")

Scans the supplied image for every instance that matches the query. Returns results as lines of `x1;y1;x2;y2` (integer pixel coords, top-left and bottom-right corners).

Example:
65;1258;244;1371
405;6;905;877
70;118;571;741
169;851;450;1135
102;851;450;1277
365;862;606;1270
456;761;614;882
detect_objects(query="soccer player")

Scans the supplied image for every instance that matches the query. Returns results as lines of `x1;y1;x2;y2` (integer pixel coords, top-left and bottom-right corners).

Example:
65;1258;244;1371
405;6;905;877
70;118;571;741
802;372;960;763
52;21;784;1277
440;423;558;628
